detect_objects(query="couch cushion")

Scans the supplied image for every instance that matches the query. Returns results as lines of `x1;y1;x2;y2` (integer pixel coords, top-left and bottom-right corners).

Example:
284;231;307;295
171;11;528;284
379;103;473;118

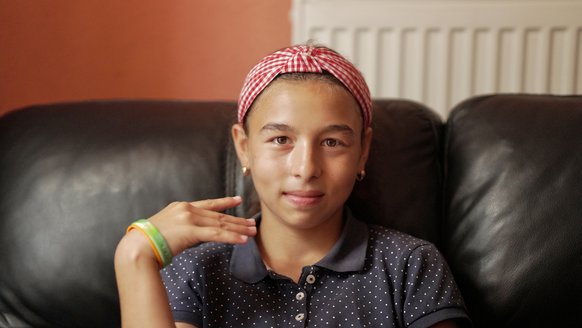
0;101;237;327
444;94;582;327
349;99;444;243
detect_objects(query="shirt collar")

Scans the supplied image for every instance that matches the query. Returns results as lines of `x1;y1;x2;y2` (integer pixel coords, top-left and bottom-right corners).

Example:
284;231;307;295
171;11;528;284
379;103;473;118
230;209;369;284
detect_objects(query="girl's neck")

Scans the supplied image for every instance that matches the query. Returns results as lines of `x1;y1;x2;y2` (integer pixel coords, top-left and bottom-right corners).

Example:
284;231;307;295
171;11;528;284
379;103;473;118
255;211;344;283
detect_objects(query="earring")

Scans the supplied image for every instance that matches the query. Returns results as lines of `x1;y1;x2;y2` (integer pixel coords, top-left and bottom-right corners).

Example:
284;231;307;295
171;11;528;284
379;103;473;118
242;166;250;176
356;170;366;181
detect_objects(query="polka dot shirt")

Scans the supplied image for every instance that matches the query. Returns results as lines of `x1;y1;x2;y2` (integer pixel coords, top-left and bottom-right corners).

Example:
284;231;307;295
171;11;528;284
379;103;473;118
161;211;470;327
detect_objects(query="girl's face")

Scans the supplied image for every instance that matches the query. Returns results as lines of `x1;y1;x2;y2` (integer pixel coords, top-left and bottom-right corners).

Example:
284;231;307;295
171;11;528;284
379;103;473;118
232;78;372;230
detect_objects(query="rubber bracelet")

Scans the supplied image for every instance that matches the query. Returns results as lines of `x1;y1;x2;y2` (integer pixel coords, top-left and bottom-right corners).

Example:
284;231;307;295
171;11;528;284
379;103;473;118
126;219;173;268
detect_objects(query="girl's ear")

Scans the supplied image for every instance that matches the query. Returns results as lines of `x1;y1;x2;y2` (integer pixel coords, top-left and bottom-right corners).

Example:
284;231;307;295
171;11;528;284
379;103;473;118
232;123;250;167
358;127;373;171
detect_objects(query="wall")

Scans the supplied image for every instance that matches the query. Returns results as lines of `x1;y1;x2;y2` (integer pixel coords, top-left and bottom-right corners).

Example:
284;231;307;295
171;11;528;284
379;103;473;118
0;0;291;116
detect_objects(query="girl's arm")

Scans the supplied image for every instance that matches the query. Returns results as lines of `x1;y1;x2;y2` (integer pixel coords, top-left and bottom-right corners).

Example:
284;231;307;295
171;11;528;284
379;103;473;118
114;196;256;328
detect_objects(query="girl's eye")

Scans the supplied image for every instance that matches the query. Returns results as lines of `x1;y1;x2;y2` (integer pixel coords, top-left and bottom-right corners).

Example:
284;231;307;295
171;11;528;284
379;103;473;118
273;136;289;145
323;139;339;147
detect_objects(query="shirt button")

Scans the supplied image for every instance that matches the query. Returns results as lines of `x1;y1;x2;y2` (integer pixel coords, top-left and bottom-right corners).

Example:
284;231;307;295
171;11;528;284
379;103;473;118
296;292;305;300
295;313;305;321
306;274;316;284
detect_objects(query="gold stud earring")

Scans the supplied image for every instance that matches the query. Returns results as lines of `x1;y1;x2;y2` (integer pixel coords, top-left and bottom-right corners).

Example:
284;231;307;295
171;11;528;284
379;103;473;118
356;170;366;181
242;166;250;176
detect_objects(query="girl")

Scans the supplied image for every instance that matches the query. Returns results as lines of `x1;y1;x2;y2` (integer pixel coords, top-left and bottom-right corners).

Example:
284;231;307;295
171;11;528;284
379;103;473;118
115;44;470;328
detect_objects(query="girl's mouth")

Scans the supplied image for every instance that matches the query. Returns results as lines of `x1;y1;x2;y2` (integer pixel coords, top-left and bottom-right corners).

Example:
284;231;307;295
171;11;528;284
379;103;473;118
283;190;325;207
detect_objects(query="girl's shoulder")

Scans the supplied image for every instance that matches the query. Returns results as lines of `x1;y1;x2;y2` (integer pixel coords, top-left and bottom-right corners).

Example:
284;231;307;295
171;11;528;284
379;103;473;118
366;224;438;257
169;242;234;269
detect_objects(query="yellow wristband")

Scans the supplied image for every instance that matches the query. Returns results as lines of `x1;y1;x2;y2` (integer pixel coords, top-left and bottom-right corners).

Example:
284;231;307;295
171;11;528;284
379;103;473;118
127;219;173;268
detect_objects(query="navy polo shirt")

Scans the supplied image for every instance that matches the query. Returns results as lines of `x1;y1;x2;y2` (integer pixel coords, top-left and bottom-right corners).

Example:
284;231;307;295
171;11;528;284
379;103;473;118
161;212;470;327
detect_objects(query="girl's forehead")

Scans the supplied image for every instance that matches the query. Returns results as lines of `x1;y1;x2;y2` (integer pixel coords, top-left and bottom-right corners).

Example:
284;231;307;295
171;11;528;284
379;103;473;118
246;79;362;130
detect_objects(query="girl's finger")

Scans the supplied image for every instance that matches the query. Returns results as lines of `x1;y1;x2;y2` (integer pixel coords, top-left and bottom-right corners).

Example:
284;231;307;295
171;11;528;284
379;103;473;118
188;208;255;227
188;211;256;235
192;226;255;244
190;196;243;212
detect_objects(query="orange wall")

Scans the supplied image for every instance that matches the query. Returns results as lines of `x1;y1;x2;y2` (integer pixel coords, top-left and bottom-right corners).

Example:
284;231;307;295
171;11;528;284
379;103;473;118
0;0;291;116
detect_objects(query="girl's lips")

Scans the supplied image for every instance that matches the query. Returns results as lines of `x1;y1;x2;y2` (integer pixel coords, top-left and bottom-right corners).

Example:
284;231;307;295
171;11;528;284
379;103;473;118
283;191;325;207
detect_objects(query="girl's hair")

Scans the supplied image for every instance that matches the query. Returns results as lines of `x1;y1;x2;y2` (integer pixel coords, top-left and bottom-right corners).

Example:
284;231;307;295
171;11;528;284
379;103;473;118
276;71;343;85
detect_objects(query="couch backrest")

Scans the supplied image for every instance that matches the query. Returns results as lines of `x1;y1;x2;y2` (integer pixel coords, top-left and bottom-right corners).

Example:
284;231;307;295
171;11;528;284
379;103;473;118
5;95;580;328
0;99;443;327
444;94;582;327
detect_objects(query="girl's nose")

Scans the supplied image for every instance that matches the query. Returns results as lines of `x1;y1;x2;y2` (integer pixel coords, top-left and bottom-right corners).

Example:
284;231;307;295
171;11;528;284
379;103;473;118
289;141;322;181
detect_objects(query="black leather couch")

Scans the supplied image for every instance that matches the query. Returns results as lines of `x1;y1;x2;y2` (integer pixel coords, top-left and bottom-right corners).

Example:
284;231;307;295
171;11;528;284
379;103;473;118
1;95;581;327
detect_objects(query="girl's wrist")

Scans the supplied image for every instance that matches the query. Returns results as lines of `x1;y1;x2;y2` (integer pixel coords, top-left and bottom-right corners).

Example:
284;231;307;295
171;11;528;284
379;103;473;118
114;230;160;270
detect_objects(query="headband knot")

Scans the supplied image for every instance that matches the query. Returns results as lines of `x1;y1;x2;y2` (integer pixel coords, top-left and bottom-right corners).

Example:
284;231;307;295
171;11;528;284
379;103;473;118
237;45;372;127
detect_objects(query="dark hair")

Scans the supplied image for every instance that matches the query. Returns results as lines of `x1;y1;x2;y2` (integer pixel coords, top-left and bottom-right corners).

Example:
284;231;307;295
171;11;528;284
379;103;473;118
276;71;345;86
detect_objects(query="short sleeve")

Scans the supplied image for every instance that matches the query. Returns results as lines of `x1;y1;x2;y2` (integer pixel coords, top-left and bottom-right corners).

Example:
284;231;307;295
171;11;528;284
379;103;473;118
160;252;204;326
402;244;471;328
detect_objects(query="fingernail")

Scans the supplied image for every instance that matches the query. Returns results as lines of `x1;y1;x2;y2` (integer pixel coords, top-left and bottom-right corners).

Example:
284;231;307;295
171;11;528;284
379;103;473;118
233;196;242;201
240;235;248;242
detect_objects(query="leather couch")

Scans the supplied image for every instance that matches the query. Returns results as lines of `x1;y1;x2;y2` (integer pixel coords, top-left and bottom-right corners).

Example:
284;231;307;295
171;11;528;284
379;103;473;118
0;95;580;327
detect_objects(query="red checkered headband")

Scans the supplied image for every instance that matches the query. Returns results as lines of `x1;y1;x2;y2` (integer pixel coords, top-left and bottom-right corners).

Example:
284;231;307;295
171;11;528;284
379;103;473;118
237;45;372;128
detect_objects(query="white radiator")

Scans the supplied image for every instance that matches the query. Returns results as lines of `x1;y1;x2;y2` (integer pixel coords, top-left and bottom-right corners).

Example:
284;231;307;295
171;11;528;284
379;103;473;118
292;0;582;118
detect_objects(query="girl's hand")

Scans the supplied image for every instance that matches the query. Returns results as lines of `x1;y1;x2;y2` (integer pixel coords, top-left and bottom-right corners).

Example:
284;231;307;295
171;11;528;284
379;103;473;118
115;197;254;328
145;196;256;256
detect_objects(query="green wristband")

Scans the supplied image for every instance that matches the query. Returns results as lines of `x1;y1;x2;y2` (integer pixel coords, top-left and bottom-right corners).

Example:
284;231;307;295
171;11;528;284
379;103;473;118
127;219;173;268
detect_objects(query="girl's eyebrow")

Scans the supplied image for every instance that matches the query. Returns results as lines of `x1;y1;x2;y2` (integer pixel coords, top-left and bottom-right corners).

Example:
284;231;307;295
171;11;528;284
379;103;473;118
260;123;294;133
322;124;355;135
260;123;355;135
